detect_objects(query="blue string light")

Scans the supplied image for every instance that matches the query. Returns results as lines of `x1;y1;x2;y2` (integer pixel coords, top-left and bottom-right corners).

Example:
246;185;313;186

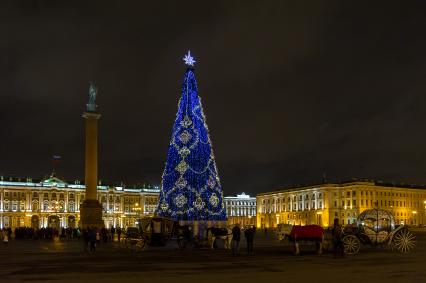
156;55;226;222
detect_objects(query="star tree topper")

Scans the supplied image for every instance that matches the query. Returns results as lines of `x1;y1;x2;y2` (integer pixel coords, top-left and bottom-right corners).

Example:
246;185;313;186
183;50;196;66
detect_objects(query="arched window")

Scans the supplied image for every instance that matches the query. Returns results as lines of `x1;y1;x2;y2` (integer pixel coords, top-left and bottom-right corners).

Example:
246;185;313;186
43;201;49;211
32;202;39;212
69;202;75;213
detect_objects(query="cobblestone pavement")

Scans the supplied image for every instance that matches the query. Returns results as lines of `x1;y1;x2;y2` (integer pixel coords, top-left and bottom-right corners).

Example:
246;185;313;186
0;230;425;283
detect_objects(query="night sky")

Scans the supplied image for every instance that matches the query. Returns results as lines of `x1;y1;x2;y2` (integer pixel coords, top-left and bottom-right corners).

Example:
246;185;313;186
1;1;426;196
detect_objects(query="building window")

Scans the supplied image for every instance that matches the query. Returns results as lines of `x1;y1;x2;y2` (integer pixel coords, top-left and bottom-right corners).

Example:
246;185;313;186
352;200;356;206
4;203;9;211
334;201;337;207
69;202;75;212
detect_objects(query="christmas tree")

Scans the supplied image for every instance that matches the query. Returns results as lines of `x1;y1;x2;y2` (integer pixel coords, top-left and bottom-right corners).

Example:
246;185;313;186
156;51;226;222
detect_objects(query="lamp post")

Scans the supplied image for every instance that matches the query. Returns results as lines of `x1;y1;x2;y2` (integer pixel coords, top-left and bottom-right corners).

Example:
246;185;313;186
412;211;417;226
132;203;142;227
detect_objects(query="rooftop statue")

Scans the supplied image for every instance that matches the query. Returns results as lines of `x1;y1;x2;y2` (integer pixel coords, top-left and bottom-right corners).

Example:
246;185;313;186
87;82;97;112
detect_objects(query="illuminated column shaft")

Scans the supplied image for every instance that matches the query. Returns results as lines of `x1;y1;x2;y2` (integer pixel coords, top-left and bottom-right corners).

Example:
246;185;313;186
83;112;101;200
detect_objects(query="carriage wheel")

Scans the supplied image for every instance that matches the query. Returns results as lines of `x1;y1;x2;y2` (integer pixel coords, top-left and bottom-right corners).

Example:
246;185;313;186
135;239;146;251
392;229;416;253
343;235;361;255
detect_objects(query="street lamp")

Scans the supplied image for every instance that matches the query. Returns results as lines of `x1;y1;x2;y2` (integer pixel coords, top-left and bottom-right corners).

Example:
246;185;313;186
132;203;142;226
412;211;417;226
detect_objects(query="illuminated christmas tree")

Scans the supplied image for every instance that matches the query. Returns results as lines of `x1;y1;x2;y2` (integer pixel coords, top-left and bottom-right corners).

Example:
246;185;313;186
156;51;226;222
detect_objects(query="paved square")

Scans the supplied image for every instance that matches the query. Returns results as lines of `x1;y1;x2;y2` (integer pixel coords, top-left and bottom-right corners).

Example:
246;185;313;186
1;230;425;283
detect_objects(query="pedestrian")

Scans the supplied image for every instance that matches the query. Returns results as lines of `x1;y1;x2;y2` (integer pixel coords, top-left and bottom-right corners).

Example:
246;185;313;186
82;228;89;252
95;228;101;244
2;229;8;245
88;228;97;253
110;227;115;242
231;224;241;255
244;227;255;255
117;227;122;242
331;218;344;258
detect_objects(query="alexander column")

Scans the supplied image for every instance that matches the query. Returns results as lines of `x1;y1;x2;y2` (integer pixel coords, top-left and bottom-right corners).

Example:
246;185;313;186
80;82;104;229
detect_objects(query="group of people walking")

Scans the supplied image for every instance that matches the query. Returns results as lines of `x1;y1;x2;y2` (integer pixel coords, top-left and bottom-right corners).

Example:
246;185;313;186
231;224;256;255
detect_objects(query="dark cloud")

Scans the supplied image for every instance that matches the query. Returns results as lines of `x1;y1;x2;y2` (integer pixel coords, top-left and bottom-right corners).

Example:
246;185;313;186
1;1;426;196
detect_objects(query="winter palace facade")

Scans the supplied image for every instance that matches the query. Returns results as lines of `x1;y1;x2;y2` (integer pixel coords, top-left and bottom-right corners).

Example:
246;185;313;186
224;193;256;227
256;181;426;229
0;175;159;230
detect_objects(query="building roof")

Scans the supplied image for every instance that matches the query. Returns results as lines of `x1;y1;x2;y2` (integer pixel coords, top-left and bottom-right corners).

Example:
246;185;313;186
257;179;426;197
0;174;160;193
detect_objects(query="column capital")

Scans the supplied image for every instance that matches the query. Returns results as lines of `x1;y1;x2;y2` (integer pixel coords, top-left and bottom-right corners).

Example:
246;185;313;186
82;112;101;119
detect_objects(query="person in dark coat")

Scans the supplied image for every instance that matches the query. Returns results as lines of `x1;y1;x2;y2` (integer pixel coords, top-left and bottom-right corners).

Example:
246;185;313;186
231;224;241;255
88;228;97;253
117;227;122;242
244;227;255;255
82;228;89;252
331;218;344;258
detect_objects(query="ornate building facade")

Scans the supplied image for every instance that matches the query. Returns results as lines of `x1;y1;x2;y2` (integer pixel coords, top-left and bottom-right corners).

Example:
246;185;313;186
257;181;426;229
224;193;256;227
0;175;160;230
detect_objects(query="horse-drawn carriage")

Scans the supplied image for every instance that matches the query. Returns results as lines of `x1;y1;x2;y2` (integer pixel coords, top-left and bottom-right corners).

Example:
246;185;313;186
123;217;177;251
123;217;231;251
341;208;416;254
277;208;416;255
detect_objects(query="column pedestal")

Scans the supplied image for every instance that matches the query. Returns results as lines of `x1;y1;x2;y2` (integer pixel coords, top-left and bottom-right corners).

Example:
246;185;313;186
80;200;103;229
